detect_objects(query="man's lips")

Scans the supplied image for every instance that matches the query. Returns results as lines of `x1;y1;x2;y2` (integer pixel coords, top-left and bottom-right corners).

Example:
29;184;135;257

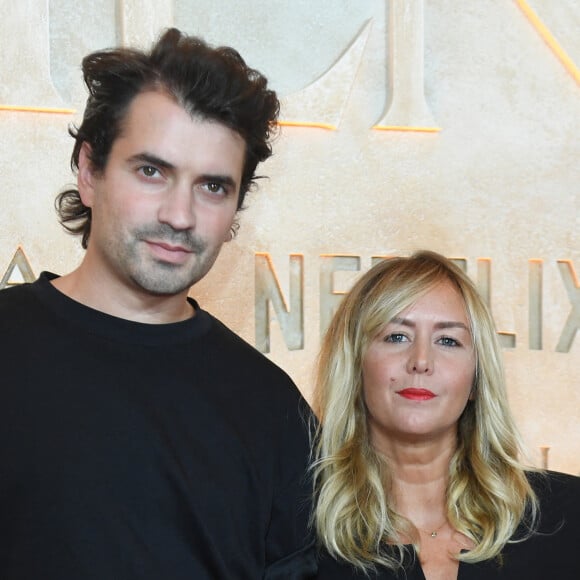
396;388;436;401
145;240;193;263
148;241;193;253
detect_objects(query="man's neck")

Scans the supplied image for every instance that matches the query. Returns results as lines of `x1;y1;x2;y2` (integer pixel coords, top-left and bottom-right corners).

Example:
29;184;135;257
51;266;195;324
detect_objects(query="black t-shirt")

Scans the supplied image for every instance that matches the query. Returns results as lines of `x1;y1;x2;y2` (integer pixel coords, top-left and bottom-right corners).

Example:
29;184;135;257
316;470;580;579
0;273;316;579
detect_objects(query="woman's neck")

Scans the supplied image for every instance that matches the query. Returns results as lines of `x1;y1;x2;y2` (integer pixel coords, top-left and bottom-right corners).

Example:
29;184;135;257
381;435;456;531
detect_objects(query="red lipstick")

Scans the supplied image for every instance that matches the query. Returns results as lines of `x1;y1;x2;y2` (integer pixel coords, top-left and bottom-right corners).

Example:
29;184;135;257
397;388;436;401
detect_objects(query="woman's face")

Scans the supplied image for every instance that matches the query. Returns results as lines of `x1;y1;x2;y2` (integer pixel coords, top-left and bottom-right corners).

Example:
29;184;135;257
362;279;476;452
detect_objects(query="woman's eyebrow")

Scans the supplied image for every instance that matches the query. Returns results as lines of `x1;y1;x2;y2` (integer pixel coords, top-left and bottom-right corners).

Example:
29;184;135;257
390;317;469;331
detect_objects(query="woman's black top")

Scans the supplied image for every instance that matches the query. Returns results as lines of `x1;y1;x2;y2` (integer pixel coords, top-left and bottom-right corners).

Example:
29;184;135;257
317;470;580;579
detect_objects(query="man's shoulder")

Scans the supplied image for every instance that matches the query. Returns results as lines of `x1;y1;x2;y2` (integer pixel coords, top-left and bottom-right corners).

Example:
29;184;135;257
0;281;48;351
200;309;312;410
204;311;291;374
0;280;34;300
0;280;39;316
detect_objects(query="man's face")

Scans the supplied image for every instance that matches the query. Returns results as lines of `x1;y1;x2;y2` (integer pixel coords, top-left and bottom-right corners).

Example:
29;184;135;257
78;90;245;298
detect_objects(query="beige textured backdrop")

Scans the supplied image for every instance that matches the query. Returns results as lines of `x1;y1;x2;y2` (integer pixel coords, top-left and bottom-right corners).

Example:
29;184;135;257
1;1;579;474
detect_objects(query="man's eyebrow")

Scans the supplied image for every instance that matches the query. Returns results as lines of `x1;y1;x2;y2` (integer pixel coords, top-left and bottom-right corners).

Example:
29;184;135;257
390;317;470;331
128;152;175;170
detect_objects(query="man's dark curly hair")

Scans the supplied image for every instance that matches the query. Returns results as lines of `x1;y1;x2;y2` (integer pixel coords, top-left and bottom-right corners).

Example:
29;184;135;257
55;28;280;248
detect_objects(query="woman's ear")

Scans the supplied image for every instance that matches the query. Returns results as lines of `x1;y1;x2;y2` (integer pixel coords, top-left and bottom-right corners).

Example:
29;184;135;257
77;142;97;208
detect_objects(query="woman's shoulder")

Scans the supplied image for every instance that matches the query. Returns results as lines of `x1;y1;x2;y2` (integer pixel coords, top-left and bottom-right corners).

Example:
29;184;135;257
495;470;580;577
527;469;580;502
526;469;580;539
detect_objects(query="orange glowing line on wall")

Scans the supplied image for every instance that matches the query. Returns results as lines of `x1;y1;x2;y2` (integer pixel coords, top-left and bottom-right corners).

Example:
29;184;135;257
0;105;75;114
373;125;441;133
277;121;336;131
516;0;580;86
278;121;442;133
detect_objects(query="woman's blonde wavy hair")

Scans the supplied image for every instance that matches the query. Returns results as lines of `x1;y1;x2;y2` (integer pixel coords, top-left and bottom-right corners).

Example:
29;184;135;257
312;250;538;572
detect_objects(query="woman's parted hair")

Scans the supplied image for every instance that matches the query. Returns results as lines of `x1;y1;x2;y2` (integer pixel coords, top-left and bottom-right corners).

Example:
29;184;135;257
56;28;280;248
312;250;538;572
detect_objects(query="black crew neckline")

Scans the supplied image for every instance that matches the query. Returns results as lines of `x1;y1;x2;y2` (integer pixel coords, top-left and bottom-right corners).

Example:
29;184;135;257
30;271;212;347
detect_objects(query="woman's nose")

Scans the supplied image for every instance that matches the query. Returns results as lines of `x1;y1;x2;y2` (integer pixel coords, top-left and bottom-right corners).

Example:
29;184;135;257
406;342;434;375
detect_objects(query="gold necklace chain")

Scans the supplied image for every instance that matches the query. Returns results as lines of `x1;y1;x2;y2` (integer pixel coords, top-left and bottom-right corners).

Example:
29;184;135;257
417;519;448;538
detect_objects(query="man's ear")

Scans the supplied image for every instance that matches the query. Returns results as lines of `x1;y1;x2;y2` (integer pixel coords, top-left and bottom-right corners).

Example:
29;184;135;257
225;220;240;242
78;142;98;208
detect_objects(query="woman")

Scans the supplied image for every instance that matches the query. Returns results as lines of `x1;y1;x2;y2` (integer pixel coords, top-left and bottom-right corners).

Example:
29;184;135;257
312;250;580;579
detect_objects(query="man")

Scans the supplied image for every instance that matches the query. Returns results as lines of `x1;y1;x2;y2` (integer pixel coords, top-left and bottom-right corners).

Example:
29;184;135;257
0;29;315;578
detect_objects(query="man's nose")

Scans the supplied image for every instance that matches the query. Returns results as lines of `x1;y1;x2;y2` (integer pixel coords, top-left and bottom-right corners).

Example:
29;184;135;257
157;186;195;230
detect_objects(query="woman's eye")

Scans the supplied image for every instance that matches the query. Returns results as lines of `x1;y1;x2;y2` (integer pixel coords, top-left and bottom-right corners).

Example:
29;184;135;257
438;336;460;347
385;333;407;343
